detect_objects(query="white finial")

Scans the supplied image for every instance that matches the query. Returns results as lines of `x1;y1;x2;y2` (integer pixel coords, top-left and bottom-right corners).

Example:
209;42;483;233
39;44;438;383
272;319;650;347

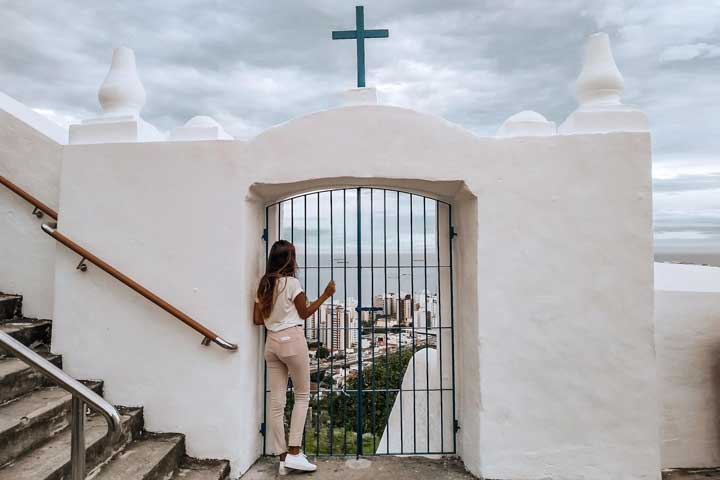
559;33;648;134
576;33;624;107
98;47;147;117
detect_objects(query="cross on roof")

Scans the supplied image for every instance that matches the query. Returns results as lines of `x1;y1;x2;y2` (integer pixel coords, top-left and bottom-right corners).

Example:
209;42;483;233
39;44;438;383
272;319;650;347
332;5;389;88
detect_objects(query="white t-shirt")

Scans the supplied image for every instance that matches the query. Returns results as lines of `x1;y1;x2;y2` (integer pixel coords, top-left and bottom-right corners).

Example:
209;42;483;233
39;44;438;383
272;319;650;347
263;277;304;332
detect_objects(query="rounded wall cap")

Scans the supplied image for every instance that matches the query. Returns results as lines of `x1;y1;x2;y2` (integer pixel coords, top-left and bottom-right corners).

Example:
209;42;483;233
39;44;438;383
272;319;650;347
504;110;549;123
497;110;556;138
184;115;222;128
170;115;233;141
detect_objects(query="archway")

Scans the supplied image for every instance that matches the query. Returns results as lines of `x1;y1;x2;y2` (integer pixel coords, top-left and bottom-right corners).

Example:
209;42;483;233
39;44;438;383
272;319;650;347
261;187;456;457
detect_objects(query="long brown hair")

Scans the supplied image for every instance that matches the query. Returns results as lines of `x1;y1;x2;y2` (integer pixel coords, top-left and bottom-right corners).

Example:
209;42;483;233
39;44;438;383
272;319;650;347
256;240;298;319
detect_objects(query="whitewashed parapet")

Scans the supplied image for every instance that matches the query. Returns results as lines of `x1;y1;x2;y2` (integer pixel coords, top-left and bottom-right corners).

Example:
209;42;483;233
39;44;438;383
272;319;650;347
69;47;164;145
496;110;556;138
170;116;233;141
559;33;648;134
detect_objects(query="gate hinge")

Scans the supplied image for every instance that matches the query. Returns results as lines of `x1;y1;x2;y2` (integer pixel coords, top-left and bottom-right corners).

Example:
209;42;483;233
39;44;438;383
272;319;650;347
454;419;461;433
450;225;458;239
259;422;266;436
261;228;268;242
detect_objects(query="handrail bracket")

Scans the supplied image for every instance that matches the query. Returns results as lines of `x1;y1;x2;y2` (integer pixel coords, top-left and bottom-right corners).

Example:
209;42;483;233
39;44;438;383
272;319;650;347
76;257;88;272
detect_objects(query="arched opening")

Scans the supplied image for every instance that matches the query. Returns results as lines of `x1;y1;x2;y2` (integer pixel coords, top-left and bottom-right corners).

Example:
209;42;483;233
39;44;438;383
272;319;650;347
259;185;458;457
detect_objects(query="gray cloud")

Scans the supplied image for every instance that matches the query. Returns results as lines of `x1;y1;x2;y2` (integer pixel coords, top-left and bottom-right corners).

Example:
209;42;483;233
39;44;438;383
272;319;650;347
653;173;720;193
1;0;718;261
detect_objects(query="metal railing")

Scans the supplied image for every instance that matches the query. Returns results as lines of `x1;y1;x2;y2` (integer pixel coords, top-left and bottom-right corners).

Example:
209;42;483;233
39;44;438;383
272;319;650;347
0;330;122;480
0;173;237;351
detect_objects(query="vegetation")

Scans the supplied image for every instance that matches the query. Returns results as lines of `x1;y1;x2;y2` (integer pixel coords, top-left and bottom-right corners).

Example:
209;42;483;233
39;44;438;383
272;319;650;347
279;346;423;454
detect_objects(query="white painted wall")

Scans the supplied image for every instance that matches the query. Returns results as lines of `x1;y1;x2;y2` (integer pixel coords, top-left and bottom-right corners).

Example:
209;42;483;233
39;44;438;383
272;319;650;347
377;348;454;454
37;104;655;479
472;131;657;480
655;262;720;469
0;92;66;319
52;140;264;474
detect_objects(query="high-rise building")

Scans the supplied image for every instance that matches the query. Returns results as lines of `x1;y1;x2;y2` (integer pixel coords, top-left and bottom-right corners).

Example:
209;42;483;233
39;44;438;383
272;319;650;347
387;293;397;319
319;304;347;353
399;294;413;324
305;306;322;342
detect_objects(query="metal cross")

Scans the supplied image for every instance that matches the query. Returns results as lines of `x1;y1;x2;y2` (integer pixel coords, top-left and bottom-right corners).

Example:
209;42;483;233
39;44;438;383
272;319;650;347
332;5;389;88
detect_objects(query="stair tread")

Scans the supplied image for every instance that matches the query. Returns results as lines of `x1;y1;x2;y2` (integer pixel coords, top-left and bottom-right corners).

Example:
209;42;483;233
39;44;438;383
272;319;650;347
0;409;141;480
0;320;51;334
0;382;101;432
0;320;52;350
0;352;59;379
91;434;184;479
0;295;21;321
171;459;230;480
0;386;69;431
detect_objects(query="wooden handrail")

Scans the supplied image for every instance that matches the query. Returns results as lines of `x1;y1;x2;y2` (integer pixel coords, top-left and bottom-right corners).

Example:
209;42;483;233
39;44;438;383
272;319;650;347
41;224;237;351
1;173;236;351
0;174;58;220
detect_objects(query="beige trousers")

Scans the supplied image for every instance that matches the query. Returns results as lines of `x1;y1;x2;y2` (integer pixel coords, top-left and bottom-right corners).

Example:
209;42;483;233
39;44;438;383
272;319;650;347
264;325;310;454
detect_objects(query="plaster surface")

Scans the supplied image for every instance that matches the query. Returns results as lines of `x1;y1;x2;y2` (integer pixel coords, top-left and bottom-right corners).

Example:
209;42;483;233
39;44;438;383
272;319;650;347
0;93;65;319
376;347;453;455
655;263;720;469
47;104;657;479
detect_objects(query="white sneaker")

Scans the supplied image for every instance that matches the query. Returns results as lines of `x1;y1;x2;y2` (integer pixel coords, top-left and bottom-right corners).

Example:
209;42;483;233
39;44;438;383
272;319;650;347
284;452;317;472
279;460;289;476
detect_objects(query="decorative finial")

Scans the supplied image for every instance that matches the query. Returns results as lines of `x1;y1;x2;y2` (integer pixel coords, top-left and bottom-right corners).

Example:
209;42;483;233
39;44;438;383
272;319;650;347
98;47;147;117
559;32;648;134
575;33;624;107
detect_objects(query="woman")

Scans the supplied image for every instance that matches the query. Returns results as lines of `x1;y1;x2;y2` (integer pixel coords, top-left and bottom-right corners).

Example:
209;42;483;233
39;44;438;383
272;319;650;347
254;240;335;475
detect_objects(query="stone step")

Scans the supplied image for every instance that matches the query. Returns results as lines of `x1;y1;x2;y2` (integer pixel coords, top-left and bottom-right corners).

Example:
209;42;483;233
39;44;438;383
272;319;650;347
0;407;143;480
0;295;21;322
0;320;52;350
171;458;231;480
0;382;102;466
243;457;476;479
91;433;185;480
0;352;62;405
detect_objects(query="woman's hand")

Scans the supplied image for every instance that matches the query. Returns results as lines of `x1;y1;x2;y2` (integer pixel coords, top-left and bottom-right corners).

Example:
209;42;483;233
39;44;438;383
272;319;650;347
323;280;336;298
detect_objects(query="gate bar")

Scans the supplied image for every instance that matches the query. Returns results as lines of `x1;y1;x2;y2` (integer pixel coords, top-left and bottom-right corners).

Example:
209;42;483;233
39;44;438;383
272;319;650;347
355;187;363;457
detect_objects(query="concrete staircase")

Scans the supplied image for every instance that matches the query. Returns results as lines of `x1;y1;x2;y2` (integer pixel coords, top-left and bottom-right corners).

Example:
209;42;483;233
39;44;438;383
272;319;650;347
0;293;230;480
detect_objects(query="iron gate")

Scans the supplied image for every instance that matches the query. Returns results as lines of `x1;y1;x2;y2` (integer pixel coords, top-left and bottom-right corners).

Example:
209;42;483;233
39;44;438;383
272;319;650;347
262;187;456;456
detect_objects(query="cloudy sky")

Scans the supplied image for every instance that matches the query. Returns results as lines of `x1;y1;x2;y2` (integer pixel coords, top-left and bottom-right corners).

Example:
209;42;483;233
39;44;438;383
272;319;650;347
1;1;718;264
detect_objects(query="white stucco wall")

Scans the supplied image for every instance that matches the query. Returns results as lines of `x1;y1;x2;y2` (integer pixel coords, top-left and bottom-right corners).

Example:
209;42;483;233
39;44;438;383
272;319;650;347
0;93;66;319
52;140;264;474
655;262;720;469
47;105;656;478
